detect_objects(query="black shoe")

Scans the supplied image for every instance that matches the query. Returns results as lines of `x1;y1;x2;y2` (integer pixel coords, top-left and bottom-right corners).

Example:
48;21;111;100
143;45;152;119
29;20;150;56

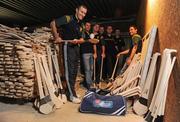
97;89;110;95
79;82;88;90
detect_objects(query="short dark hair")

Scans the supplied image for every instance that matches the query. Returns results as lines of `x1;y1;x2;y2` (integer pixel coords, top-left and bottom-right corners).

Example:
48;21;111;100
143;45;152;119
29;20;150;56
77;4;87;10
85;21;91;25
93;23;100;27
115;28;120;31
130;25;138;30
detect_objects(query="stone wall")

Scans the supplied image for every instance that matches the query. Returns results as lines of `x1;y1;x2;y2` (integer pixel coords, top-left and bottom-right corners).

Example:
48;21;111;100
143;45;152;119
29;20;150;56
137;0;180;121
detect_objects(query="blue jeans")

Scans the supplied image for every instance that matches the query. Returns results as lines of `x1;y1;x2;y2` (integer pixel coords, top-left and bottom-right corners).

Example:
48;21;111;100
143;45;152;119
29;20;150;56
82;53;94;86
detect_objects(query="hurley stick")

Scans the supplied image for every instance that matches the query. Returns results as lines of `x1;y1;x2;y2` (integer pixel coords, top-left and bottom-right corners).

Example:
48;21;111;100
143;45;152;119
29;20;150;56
145;49;176;121
152;53;176;121
39;60;56;114
46;45;59;97
106;57;119;89
125;61;142;90
110;57;141;93
113;54;141;89
109;75;141;95
93;57;96;88
52;54;67;103
145;49;169;121
54;44;67;101
140;26;157;88
99;56;104;88
39;56;63;109
46;45;54;85
55;38;99;44
119;86;141;96
133;53;160;116
34;57;55;114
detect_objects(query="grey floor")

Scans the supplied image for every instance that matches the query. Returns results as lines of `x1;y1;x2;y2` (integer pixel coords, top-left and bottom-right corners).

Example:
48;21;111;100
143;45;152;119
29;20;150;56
0;80;144;122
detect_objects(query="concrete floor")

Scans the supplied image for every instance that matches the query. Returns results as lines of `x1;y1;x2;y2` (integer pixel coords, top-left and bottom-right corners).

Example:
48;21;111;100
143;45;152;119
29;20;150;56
0;102;144;122
0;80;144;122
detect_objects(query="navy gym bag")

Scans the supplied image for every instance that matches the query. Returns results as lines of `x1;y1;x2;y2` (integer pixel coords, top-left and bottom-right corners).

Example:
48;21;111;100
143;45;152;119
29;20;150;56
79;91;127;116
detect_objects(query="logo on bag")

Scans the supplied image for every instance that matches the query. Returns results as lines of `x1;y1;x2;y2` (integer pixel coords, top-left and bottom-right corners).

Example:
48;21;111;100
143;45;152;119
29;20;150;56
93;99;113;108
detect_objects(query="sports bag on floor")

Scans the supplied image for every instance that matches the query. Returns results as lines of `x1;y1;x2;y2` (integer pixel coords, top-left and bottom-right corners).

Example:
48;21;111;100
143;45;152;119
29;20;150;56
79;91;127;116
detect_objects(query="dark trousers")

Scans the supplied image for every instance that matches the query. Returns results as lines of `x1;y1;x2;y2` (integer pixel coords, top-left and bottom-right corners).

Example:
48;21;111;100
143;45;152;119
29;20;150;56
66;45;79;97
95;51;102;84
105;53;116;79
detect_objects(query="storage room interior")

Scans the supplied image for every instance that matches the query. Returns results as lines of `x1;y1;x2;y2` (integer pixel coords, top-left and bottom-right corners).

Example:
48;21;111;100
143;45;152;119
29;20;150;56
0;0;179;122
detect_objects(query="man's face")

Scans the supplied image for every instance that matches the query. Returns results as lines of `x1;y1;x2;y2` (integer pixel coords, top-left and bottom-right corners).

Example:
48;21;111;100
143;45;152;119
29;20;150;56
129;27;137;36
115;29;120;36
76;6;87;21
99;27;104;34
85;22;91;32
107;26;113;34
93;24;100;32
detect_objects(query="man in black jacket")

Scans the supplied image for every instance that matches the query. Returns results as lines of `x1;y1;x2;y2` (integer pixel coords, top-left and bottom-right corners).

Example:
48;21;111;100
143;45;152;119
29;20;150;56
50;5;87;104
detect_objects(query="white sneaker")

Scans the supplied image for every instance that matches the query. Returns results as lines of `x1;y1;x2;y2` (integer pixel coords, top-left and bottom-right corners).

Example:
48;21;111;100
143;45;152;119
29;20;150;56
71;97;81;104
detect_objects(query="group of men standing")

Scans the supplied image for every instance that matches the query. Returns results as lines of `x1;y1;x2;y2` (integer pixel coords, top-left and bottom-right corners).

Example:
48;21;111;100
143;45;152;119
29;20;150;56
50;4;142;104
80;23;126;88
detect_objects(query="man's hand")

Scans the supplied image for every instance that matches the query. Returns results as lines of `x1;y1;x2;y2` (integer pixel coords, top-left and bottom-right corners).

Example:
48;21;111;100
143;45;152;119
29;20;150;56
116;52;123;58
117;53;121;58
93;53;97;59
126;58;132;65
101;53;105;58
89;39;99;44
71;39;84;44
54;37;62;43
77;38;85;44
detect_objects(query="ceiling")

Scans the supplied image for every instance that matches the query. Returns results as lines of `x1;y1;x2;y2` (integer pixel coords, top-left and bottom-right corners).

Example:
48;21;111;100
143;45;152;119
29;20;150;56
0;0;141;27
